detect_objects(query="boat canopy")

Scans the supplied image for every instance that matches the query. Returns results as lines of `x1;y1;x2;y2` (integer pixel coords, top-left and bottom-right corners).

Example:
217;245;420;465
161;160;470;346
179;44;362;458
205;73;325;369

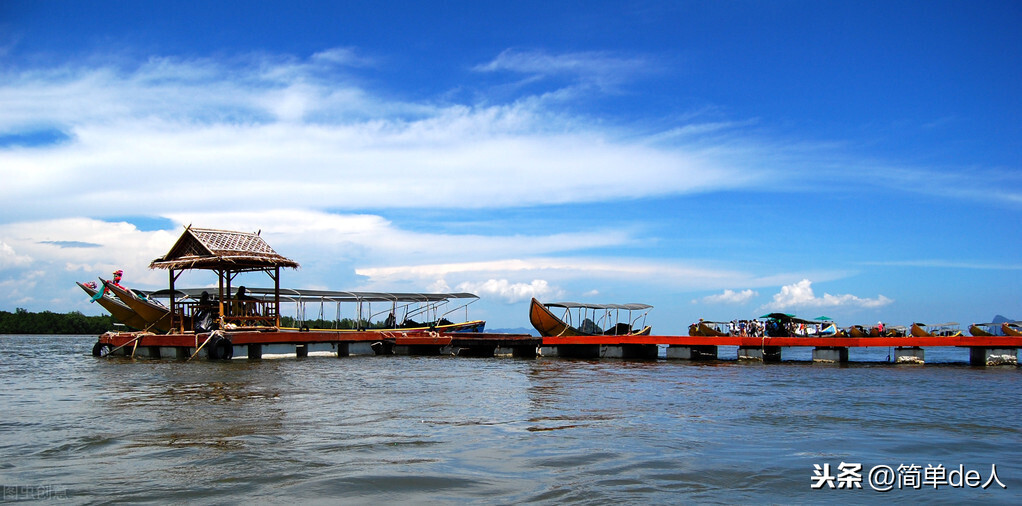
147;287;479;328
759;313;821;325
543;301;653;311
149;288;478;304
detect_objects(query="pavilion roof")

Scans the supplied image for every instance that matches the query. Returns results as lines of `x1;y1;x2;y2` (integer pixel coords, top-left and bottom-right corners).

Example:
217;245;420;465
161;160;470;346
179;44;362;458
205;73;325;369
149;227;299;272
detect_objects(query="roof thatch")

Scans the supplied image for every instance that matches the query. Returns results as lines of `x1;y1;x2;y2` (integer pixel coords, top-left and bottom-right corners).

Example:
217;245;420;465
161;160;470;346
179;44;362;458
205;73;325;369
149;227;299;271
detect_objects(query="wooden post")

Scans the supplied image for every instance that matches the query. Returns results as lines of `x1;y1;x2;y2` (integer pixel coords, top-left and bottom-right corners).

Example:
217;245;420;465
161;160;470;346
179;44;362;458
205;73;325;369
217;269;225;323
274;266;280;327
169;268;177;332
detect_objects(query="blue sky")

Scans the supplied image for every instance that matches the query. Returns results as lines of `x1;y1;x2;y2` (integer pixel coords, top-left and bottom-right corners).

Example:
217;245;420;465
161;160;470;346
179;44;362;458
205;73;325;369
1;0;1020;332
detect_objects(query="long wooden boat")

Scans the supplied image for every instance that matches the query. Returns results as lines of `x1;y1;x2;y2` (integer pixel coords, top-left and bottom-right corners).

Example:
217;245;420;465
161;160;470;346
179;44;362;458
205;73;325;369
969;323;995;337
696;321;729;337
76;281;149;330
530;298;651;337
1003;323;1022;336
911;322;962;337
847;325;870;337
280;319;486;334
149;287;486;334
101;278;173;332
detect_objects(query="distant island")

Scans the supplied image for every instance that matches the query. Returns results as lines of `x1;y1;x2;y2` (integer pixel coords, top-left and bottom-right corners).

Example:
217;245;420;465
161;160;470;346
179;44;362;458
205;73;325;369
1;308;117;335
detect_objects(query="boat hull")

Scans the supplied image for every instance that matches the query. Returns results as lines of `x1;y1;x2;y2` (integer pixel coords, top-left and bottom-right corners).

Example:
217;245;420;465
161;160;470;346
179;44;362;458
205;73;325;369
969;324;994;337
912;323;962;337
77;282;149;330
1003;323;1022;336
529;298;651;337
697;322;728;337
102;278;172;332
281;319;486;334
848;326;870;337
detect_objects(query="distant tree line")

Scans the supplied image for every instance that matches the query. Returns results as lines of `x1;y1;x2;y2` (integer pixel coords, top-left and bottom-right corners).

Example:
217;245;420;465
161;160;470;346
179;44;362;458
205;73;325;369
0;310;421;334
278;316;395;330
0;308;118;334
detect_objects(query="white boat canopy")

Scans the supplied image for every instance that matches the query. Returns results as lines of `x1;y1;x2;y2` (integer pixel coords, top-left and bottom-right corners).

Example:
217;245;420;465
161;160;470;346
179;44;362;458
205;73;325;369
542;301;653;311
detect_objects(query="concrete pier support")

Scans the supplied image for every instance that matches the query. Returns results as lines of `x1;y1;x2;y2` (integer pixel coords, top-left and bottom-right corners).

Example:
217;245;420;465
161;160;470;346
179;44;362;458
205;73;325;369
457;345;497;358
497;345;538;358
296;344;308;358
617;344;660;359
334;342;349;358
540;344;658;359
894;346;924;364
969;348;1018;366
666;345;717;360
247;343;262;360
812;347;848;363
541;345;597;358
738;346;782;362
399;345;443;356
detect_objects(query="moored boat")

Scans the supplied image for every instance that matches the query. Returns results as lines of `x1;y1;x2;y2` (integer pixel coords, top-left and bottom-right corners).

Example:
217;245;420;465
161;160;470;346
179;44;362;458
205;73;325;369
847;325;870;337
696;321;729;337
969;323;996;337
758;313;837;337
101;278;173;332
530;298;652;337
76;281;149;330
911;322;962;337
1003;322;1022;336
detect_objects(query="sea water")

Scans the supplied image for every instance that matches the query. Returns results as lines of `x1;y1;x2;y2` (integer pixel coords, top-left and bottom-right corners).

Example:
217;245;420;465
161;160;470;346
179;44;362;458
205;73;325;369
0;335;1019;504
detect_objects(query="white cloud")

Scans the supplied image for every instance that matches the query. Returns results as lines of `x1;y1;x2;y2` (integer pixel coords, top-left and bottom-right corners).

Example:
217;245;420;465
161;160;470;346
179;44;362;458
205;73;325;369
0;50;776;225
455;279;559;304
0;241;32;269
1;46;1017;234
693;288;758;305
0;218;175;285
474;49;652;91
765;279;892;309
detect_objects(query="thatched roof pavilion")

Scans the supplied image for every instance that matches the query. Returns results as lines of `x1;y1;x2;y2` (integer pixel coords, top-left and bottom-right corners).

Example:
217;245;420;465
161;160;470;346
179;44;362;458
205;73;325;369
150;227;299;272
150;226;299;331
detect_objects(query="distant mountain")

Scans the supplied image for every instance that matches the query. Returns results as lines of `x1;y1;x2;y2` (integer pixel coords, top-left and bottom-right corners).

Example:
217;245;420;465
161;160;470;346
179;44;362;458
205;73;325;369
992;315;1015;324
488;327;539;336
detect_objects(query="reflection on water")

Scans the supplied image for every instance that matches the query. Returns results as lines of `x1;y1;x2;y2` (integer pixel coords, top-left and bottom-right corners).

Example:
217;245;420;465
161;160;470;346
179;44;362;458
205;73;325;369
0;336;1019;503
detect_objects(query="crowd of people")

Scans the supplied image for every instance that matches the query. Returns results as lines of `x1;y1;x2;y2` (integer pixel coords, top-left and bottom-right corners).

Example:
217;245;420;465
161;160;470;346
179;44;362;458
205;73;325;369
693;318;838;337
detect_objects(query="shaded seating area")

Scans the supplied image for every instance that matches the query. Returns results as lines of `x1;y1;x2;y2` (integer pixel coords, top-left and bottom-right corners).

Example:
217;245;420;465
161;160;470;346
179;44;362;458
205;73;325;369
148;226;300;332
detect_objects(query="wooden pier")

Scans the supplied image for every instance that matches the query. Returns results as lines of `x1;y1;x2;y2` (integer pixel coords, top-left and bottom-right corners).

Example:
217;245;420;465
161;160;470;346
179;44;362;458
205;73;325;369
92;330;542;360
93;330;1022;366
538;334;1022;365
86;228;1021;367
